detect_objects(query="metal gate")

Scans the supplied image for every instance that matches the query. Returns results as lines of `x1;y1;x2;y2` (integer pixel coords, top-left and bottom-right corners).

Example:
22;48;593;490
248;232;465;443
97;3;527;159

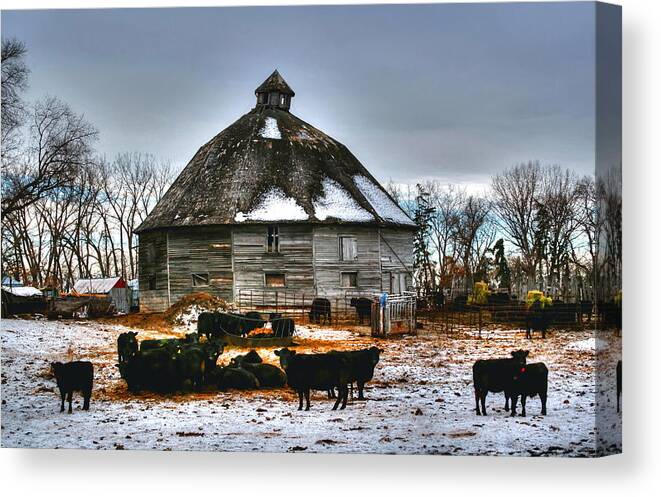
371;292;417;337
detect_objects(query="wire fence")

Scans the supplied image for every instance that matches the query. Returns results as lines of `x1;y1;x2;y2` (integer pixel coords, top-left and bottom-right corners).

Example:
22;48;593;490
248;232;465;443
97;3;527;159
234;289;621;337
235;289;378;326
416;301;621;337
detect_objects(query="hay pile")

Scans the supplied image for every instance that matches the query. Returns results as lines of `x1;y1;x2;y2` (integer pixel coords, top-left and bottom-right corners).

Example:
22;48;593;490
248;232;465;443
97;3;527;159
163;292;234;328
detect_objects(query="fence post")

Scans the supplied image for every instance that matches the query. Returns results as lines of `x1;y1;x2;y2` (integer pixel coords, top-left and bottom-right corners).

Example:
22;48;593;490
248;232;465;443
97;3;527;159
478;309;482;338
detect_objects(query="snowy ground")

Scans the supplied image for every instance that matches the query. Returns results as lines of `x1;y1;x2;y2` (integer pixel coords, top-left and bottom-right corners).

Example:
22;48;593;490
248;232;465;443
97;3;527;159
1;318;621;456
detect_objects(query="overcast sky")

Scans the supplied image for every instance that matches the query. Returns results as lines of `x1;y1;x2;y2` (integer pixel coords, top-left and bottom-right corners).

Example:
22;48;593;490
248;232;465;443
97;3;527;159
2;2;615;189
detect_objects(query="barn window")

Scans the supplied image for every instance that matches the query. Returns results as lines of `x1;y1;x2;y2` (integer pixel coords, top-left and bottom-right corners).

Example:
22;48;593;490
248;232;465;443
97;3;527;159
148;274;156;291
341;272;358;288
267;225;280;253
265;273;286;288
339;236;357;261
191;273;209;287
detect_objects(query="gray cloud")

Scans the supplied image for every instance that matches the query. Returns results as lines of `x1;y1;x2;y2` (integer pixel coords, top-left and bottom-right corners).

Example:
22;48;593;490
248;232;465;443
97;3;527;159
2;3;607;185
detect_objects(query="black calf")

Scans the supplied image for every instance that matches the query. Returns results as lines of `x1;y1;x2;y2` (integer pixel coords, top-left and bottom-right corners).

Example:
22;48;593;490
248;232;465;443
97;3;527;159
508;362;548;417
309;298;331;325
51;361;94;414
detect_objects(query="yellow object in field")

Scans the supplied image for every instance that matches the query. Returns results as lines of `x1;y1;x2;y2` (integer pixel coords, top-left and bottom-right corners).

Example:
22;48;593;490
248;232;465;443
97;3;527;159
468;281;489;305
526;290;552;308
614;290;622;306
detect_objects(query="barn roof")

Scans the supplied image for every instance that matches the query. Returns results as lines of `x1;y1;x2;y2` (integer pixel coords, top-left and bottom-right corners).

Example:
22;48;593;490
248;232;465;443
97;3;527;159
136;72;415;233
72;277;124;294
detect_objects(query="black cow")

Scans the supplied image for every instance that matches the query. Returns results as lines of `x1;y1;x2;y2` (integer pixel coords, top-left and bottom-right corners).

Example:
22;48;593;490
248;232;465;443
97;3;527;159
350;297;373;325
199;340;225;378
508;362;548;417
272;317;295;337
578;300;593;324
328;347;383;400
119;347;178;393
269;312;283;321
198;312;218;340
245;311;266;331
525;301;551;339
231;356;287;388
472;350;529;415
174;344;206;391
51;361;94;414
216;367;260;390
309;298;332;325
617;360;622;412
140;333;198;352
232;350;263;364
218;313;254;337
117;331;138;363
275;348;351;411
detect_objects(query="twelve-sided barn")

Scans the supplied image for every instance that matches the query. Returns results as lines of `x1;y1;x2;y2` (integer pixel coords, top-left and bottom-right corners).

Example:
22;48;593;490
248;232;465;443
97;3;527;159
135;71;415;312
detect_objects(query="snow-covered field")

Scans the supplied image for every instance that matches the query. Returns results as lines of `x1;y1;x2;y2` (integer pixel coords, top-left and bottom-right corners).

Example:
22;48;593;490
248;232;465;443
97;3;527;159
0;318;621;456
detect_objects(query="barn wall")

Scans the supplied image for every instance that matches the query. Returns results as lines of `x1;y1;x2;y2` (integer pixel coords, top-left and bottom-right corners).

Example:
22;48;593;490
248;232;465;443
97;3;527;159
167;227;233;305
138;231;169;312
139;224;415;312
380;227;415;292
313;225;382;297
232;224;315;305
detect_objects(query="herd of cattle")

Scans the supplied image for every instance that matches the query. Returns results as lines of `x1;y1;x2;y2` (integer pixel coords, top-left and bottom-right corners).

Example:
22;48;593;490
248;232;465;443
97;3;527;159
112;328;385;411
45;308;622;417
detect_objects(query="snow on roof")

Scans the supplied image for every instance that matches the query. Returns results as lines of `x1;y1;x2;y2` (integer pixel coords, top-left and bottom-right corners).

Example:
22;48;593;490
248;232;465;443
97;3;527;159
313;177;374;222
353;175;415;226
234;188;308;222
72;277;122;294
2;286;42;297
259;117;281;139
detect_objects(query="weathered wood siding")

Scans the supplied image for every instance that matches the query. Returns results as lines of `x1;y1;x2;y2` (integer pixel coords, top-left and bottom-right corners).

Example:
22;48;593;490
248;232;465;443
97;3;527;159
139;224;415;312
137;231;169;312
380;228;415;292
167;227;233;305
233;224;315;304
313;225;382;297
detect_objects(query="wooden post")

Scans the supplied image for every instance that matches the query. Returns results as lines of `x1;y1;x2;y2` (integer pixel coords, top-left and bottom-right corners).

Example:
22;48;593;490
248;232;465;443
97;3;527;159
478;309;482;338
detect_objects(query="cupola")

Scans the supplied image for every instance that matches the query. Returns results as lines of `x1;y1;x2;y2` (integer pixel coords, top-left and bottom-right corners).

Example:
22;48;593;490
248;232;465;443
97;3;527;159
255;70;295;111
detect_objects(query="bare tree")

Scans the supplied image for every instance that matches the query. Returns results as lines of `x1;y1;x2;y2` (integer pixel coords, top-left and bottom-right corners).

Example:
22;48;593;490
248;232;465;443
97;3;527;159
1;37;29;160
2;97;98;219
491;161;546;289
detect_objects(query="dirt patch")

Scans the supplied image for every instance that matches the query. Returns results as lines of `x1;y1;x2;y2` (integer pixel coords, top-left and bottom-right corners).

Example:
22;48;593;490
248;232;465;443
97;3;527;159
98;313;173;333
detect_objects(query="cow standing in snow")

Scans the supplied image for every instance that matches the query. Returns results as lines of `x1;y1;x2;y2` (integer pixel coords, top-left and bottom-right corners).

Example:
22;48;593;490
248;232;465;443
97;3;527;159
51;361;94;414
472;350;529;415
117;331;138;363
508;362;548;417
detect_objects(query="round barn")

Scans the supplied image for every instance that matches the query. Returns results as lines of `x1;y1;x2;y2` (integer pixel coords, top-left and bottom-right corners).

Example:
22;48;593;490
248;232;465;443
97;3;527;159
135;70;416;312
